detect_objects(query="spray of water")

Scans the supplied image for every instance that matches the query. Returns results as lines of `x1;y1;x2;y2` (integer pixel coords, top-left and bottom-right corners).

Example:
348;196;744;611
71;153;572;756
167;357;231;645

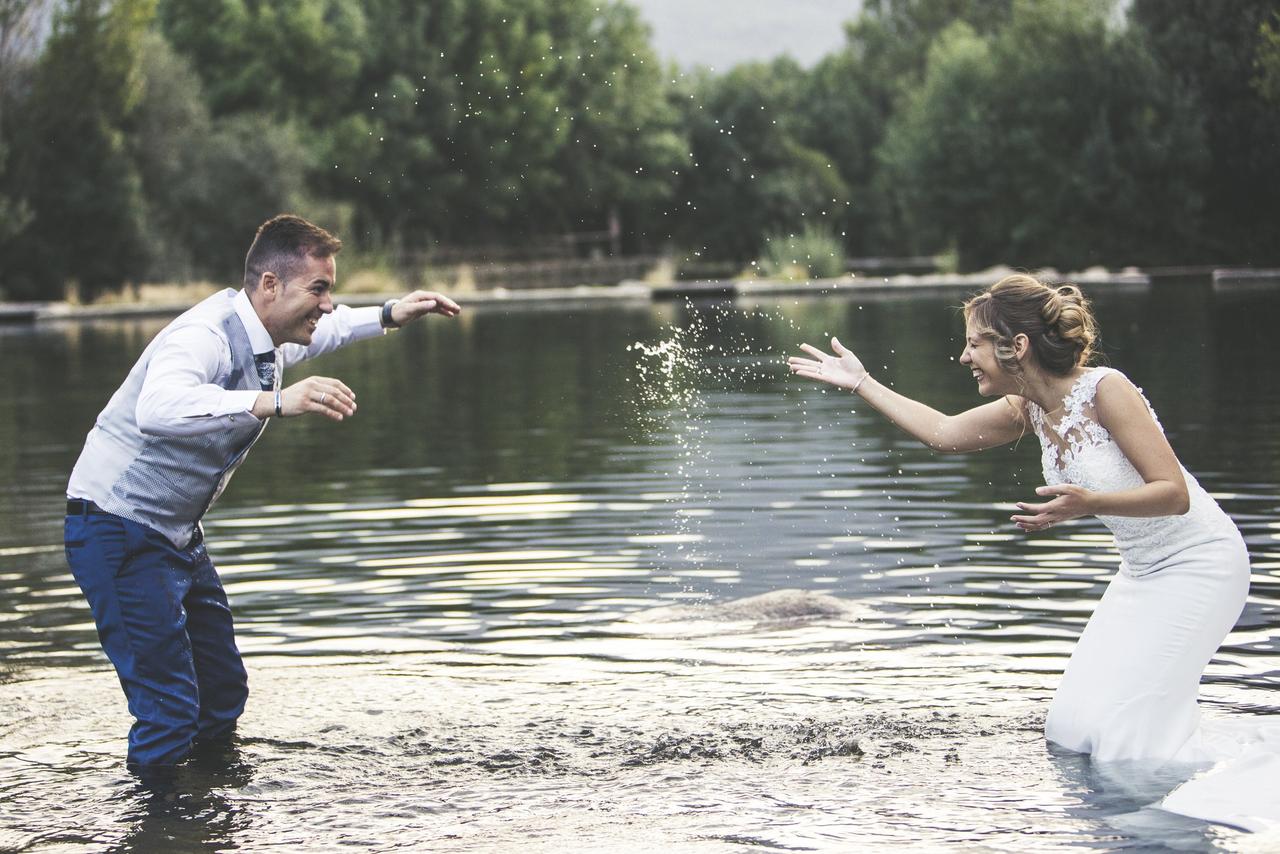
626;301;814;593
627;309;712;574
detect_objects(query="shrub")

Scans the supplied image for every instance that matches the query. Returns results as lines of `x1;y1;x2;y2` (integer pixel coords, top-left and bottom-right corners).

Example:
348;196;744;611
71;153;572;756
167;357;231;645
756;226;846;280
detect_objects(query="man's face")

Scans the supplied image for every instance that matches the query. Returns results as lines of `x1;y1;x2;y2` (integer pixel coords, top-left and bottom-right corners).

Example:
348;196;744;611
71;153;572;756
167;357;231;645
263;253;336;346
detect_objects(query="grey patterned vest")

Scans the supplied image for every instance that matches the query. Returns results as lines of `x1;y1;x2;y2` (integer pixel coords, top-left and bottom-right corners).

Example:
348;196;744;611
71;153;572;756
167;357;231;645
68;290;271;547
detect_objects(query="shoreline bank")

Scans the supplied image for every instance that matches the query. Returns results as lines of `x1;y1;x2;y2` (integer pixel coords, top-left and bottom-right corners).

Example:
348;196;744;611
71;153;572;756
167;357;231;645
1;266;1272;325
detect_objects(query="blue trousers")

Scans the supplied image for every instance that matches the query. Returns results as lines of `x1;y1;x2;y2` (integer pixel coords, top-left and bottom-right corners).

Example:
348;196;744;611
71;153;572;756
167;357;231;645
64;509;249;766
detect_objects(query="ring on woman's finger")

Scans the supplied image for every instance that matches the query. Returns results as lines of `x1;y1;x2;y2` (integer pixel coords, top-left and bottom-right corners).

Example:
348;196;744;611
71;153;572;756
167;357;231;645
319;392;327;405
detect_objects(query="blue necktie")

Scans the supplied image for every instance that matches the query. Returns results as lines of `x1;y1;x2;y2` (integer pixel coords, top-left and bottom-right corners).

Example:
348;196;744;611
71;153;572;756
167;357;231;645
254;351;276;391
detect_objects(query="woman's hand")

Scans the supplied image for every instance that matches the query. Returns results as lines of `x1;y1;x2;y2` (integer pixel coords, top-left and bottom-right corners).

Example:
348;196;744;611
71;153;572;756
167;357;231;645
1011;484;1095;533
788;337;869;392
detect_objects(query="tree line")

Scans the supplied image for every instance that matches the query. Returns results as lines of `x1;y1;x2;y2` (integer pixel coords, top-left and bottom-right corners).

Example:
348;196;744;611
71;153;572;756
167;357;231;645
0;0;1277;301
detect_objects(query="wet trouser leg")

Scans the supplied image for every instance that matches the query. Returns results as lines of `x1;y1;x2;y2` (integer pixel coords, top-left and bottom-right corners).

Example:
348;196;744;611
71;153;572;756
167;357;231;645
64;510;248;766
186;540;249;743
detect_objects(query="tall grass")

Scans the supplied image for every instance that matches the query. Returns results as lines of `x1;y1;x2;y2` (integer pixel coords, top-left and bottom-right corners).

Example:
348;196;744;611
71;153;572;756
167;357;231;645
755;227;846;280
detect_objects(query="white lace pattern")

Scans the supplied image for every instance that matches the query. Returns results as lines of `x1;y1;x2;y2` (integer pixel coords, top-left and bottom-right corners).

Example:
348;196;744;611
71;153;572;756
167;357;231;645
1025;368;1239;577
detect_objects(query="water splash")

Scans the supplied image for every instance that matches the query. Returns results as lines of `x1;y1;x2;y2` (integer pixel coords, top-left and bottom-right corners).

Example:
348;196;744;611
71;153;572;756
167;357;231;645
627;309;715;574
626;302;847;593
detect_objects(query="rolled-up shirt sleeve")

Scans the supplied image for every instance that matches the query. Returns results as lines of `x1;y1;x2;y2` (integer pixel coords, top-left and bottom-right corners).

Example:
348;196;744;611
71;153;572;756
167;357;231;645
280;304;384;369
136;324;263;436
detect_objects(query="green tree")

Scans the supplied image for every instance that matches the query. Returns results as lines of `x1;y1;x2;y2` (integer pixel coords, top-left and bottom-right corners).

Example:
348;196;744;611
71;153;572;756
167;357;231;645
325;0;569;247
129;32;306;283
0;0;51;114
330;0;681;250
1257;12;1280;105
1;1;46;288
158;0;681;255
795;0;1015;256
0;139;29;253
794;51;889;257
4;0;154;300
541;1;684;250
156;0;365;256
1131;0;1280;264
156;0;367;125
670;58;849;264
880;1;1207;270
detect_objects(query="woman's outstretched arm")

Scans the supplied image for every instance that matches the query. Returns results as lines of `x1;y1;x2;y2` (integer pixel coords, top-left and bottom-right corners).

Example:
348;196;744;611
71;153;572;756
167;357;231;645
789;337;1025;453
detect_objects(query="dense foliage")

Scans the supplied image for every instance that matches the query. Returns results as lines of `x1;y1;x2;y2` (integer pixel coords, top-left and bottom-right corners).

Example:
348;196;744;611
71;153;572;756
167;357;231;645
0;0;1276;299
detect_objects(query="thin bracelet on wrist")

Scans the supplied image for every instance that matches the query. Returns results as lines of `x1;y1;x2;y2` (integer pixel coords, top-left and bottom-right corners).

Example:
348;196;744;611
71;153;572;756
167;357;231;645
274;390;282;417
850;374;868;394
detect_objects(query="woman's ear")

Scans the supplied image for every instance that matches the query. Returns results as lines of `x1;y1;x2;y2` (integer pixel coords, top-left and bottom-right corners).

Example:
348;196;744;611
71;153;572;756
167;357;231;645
1012;332;1030;361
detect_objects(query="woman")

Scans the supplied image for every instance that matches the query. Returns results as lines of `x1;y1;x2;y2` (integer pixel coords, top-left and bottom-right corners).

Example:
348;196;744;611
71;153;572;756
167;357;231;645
788;274;1275;829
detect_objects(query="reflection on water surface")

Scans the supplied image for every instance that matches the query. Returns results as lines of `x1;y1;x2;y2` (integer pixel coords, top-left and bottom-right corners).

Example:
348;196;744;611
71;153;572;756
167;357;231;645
1;284;1278;851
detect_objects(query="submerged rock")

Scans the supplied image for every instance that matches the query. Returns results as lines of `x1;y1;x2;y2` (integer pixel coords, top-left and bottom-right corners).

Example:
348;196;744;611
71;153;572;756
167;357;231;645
632;588;857;624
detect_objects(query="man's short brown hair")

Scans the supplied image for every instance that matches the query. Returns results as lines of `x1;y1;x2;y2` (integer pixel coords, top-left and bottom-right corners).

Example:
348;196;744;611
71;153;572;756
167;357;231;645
243;215;342;290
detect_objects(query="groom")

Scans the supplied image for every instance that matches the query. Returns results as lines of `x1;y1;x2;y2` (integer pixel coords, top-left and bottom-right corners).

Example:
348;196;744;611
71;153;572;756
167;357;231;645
64;214;460;768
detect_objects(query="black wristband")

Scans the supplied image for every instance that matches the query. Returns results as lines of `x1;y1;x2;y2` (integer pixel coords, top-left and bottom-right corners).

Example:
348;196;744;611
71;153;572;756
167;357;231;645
381;299;401;329
274;390;282;417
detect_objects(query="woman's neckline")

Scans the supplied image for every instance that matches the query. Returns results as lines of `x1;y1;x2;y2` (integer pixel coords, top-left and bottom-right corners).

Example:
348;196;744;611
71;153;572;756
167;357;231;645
1030;366;1105;422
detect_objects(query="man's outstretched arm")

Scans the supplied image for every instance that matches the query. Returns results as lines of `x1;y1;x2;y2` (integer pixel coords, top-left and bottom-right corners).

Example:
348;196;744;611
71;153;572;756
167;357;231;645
386;290;462;326
282;290;462;367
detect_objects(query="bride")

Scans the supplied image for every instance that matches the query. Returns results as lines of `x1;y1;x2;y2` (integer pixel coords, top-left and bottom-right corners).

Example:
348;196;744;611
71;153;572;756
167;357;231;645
788;274;1275;829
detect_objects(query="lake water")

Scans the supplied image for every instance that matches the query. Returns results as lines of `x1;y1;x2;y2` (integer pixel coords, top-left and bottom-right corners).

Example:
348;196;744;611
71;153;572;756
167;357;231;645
1;281;1278;852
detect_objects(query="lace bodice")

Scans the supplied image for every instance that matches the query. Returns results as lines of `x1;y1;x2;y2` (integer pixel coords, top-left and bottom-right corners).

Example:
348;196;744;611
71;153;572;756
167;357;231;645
1025;368;1240;577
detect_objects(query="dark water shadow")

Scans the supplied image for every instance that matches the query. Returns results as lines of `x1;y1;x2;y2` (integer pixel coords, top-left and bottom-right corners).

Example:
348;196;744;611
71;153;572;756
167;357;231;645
108;741;255;854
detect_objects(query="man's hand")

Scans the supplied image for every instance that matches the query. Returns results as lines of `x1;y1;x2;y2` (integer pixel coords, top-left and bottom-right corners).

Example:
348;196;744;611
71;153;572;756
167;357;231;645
253;376;357;422
392;291;461;326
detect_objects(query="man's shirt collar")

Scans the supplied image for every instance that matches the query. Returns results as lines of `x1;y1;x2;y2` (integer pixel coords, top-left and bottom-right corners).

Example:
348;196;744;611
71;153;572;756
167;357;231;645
233;288;276;356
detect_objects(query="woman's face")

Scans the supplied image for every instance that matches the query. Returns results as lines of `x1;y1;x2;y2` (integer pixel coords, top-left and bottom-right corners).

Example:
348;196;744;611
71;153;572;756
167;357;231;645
959;322;1013;397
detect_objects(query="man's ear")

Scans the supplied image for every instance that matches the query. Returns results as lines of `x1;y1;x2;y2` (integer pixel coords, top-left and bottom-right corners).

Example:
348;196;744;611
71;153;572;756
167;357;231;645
259;271;279;297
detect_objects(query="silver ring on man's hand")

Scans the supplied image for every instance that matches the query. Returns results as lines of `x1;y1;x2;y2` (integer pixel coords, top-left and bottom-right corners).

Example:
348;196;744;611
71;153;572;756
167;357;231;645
319;392;327;405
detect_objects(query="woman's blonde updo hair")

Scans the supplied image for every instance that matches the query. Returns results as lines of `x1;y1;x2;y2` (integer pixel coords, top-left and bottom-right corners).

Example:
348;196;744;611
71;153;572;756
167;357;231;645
962;274;1098;377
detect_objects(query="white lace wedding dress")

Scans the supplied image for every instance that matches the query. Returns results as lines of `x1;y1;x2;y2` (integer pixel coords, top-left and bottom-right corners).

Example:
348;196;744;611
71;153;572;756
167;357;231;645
1028;367;1279;831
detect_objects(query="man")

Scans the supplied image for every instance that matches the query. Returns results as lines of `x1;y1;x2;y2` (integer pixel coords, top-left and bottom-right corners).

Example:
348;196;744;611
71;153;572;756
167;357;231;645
64;214;460;768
